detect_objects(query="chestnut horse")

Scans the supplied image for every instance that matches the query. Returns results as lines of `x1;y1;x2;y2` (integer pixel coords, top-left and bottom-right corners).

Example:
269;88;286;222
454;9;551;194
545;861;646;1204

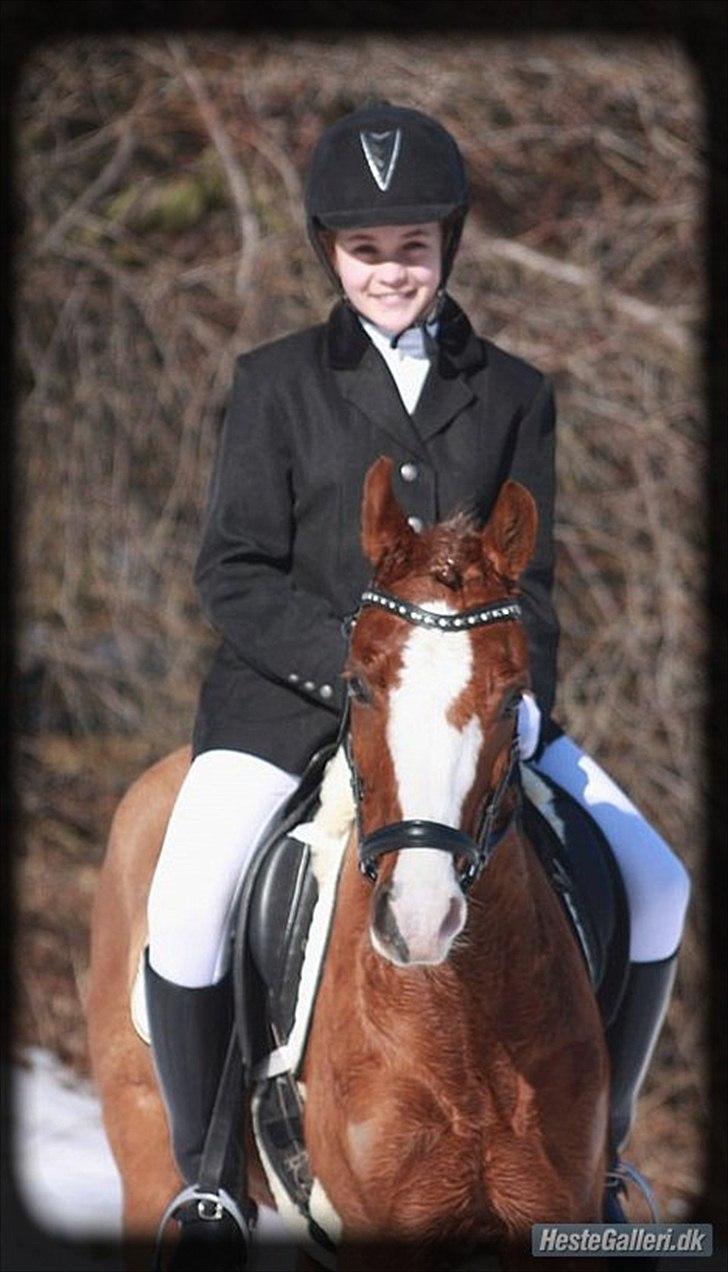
88;459;608;1269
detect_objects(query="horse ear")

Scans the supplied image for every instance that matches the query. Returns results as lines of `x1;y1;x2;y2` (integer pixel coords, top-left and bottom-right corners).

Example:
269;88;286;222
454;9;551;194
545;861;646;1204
361;457;417;568
481;481;538;581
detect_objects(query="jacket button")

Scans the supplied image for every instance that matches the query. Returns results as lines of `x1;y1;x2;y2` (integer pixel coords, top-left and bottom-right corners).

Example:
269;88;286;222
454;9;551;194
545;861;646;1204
319;684;333;700
407;515;424;533
288;673;299;683
304;680;316;693
400;462;418;482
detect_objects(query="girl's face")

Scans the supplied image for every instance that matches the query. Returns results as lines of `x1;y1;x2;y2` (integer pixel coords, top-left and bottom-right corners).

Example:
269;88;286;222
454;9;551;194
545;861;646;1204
330;222;442;334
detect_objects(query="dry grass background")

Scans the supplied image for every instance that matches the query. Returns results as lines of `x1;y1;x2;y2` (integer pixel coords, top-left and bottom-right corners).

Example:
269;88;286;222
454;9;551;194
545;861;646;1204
14;32;708;1220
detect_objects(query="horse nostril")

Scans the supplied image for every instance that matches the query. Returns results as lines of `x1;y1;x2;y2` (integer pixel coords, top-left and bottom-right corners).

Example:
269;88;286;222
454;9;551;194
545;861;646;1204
438;895;467;944
373;884;390;929
373;886;410;964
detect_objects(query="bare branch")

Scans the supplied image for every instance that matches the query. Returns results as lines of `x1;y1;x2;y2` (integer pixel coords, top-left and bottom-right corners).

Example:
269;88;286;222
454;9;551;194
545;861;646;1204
167;36;260;299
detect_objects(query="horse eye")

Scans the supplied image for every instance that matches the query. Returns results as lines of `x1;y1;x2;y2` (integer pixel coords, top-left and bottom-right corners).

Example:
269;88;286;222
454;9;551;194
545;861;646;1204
348;675;372;705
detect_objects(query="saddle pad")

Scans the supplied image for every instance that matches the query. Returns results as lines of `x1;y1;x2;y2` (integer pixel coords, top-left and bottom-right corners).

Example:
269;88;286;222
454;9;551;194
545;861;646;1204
250;1074;341;1267
131;948;151;1045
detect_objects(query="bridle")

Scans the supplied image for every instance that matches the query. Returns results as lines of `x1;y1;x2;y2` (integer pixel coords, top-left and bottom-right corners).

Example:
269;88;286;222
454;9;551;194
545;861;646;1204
342;585;524;894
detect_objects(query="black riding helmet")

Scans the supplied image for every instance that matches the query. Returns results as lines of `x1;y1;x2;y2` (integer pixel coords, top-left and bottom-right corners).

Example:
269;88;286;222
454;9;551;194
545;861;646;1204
305;102;469;296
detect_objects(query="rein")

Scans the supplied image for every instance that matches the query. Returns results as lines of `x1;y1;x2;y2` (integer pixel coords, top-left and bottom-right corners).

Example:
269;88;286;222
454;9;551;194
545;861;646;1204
343;584;524;893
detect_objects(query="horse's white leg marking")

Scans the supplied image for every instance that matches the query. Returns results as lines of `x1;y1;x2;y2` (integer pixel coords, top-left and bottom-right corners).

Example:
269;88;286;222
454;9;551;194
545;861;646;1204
378;601;480;964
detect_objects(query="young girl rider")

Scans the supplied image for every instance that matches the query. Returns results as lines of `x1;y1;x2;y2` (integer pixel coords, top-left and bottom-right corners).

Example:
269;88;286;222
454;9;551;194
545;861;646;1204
144;102;690;1243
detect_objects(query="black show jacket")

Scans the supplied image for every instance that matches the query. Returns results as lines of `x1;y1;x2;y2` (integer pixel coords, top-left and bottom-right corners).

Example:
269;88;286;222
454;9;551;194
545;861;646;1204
193;296;559;775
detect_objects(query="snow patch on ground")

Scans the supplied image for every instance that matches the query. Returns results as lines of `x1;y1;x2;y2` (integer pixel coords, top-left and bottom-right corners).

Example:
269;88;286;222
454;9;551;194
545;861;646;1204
11;1046;296;1269
13;1047;123;1241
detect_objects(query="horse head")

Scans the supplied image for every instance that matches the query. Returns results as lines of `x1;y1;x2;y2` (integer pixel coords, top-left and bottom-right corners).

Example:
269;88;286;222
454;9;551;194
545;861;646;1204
345;456;538;968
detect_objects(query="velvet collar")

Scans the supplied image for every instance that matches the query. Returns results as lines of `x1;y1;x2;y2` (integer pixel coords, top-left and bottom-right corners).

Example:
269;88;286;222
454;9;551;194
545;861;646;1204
326;293;488;377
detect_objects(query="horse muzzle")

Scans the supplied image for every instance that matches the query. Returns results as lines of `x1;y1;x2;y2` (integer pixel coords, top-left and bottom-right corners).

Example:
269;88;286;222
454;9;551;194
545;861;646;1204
365;827;471;966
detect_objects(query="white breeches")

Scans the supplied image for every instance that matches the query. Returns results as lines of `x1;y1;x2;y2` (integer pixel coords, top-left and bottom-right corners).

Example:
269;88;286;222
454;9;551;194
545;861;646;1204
147;750;299;986
532;735;690;963
147;736;691;988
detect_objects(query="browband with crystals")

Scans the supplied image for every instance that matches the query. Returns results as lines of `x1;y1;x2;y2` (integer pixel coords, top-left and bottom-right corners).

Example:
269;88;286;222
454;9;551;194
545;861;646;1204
357;587;521;632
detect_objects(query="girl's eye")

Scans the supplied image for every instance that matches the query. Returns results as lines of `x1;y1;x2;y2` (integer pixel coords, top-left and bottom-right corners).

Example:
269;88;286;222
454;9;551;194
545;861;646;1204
348;676;372;705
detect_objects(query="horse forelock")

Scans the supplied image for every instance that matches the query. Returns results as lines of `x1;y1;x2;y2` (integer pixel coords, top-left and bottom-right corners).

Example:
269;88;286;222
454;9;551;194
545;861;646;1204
375;507;511;598
429;517;478;589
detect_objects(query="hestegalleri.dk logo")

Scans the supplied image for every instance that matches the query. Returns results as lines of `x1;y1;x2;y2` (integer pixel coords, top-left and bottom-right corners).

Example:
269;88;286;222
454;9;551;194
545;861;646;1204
531;1223;713;1257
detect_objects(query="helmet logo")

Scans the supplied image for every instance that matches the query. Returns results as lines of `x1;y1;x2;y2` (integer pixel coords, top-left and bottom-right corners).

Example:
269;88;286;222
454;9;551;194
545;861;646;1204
359;128;402;192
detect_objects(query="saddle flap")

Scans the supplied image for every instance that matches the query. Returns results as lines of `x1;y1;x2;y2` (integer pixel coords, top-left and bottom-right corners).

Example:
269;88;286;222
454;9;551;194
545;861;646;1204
247;834;319;1041
522;765;630;1028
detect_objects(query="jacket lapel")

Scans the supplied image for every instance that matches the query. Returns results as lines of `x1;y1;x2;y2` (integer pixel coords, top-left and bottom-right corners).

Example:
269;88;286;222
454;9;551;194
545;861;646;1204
328;303;429;459
412;294;488;440
411;363;476;441
326;296;488;452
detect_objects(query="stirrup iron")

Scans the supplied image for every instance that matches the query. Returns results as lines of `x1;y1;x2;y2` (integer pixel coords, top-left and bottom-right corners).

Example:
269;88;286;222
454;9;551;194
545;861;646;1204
153;1184;253;1271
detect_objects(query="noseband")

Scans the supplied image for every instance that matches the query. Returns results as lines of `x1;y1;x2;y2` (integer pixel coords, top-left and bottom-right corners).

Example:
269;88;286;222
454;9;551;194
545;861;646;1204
343;585;524;893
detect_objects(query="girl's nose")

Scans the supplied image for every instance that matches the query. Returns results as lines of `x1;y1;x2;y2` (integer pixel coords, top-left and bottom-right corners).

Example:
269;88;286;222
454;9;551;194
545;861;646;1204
377;257;408;284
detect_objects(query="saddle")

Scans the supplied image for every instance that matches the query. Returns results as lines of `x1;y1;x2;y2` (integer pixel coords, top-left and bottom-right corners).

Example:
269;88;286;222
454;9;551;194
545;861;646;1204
236;749;630;1251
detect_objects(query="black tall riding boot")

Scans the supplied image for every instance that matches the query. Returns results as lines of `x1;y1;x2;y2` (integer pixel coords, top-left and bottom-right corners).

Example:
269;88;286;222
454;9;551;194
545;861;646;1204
603;952;678;1219
144;951;235;1184
144;951;248;1269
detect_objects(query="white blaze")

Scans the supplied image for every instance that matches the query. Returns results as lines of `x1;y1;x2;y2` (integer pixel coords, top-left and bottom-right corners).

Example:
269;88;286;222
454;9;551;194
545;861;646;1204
379;601;480;963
